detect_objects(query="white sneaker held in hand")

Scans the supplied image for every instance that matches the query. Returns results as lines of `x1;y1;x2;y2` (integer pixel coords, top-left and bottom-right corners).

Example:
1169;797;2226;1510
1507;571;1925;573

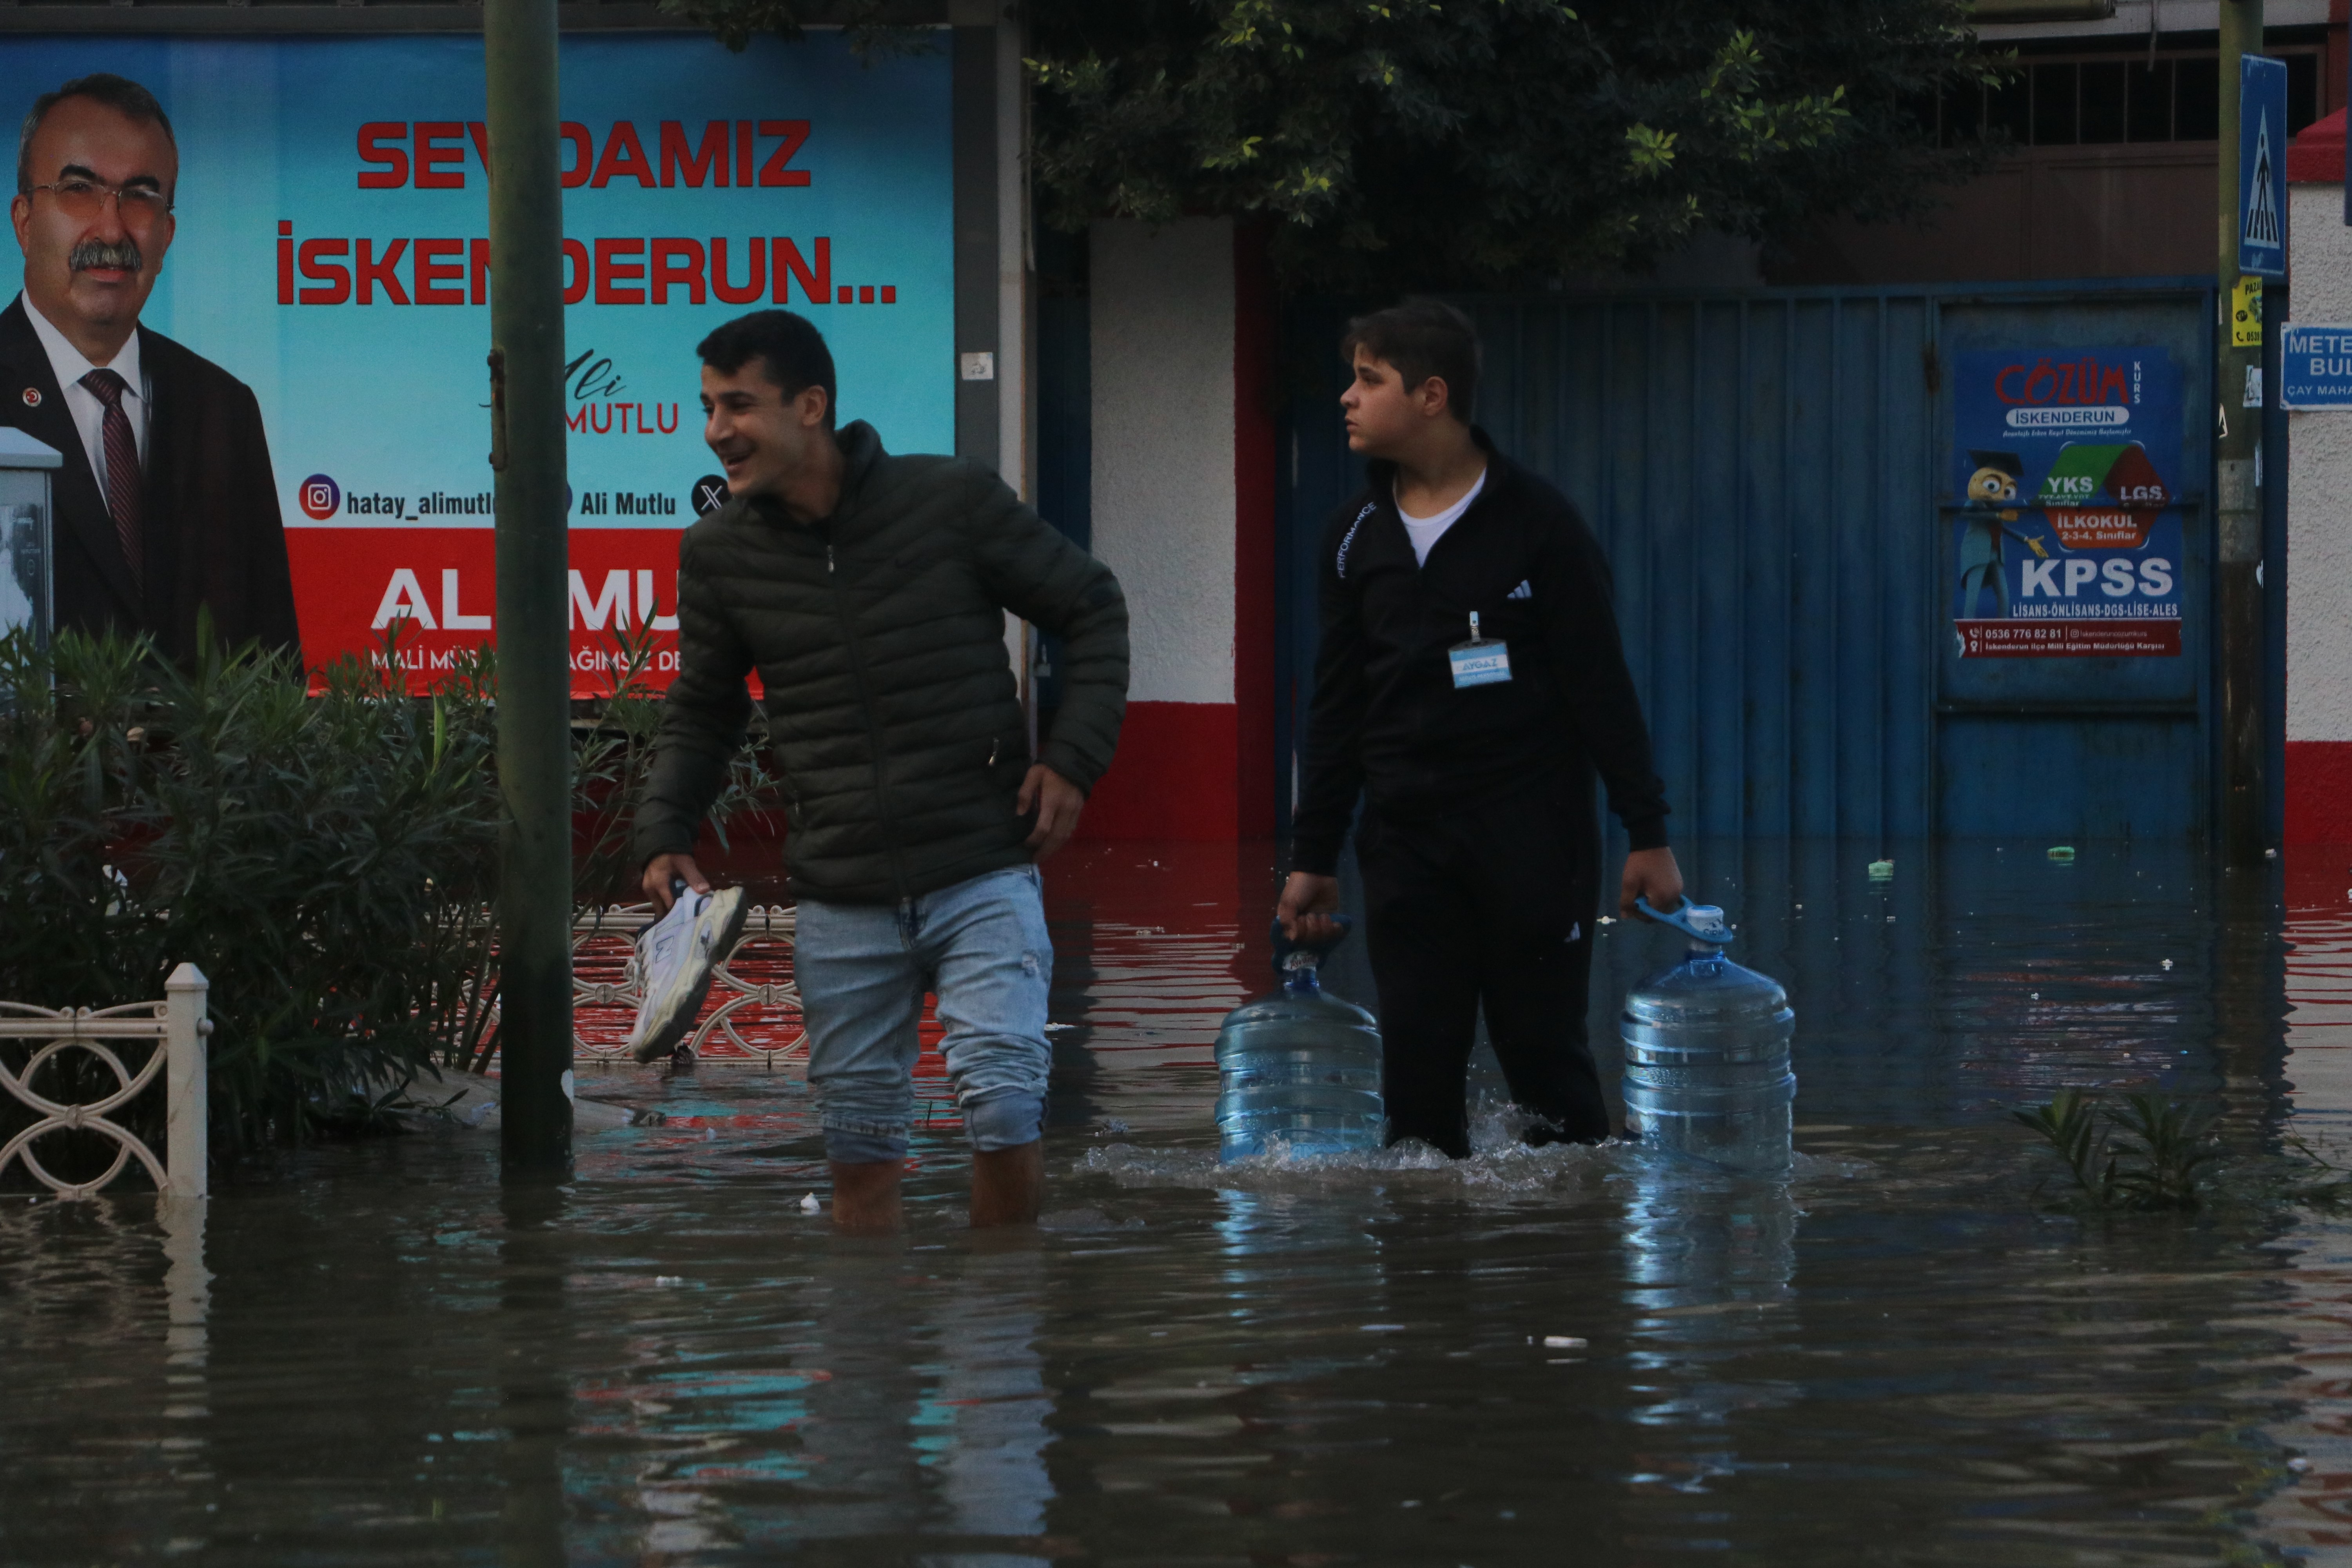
626;883;749;1063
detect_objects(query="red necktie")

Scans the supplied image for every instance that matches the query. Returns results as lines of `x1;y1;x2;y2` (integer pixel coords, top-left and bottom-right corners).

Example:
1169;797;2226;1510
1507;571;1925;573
80;368;142;586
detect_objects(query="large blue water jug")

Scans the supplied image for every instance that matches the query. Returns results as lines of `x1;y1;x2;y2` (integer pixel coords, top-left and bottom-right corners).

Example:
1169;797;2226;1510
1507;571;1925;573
1212;921;1384;1162
1619;898;1796;1173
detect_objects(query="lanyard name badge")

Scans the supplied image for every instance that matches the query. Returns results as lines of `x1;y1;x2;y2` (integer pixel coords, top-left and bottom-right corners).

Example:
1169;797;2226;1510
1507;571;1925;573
1448;611;1512;689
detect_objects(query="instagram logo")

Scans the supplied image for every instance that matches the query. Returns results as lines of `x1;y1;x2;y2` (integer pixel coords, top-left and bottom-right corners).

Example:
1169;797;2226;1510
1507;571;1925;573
298;473;341;521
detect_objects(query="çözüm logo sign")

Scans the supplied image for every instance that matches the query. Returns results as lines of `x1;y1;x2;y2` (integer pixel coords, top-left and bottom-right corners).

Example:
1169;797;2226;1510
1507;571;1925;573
1951;347;2187;660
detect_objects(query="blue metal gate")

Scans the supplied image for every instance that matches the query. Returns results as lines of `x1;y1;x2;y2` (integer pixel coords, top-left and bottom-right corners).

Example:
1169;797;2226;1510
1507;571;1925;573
1276;280;2215;842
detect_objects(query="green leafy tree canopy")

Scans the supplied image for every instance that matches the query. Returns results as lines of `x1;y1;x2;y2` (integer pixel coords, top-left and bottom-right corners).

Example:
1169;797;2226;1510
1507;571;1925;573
666;0;2007;290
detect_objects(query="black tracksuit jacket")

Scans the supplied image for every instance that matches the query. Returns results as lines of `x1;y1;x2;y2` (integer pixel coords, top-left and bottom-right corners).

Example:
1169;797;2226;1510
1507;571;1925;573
1290;429;1669;874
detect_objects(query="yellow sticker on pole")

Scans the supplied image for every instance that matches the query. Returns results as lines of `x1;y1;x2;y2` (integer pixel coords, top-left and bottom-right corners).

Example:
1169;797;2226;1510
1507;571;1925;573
2233;274;2265;347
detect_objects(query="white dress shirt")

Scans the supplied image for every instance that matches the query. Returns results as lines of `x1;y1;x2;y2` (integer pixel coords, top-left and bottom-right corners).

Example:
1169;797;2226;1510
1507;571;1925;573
19;292;149;495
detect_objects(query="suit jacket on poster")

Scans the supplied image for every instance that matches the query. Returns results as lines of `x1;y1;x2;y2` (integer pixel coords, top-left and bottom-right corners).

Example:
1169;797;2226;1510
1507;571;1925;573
0;296;300;665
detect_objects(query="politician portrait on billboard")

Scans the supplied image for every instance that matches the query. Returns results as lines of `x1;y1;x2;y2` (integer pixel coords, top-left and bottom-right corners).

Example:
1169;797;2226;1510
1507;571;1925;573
6;71;299;664
0;33;953;690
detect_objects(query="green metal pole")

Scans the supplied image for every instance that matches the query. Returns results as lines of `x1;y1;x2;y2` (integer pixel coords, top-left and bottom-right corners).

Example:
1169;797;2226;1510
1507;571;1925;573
2216;0;2266;865
485;0;573;1174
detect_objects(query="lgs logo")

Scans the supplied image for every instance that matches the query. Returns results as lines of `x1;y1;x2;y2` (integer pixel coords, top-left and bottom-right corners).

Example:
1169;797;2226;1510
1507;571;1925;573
299;474;342;521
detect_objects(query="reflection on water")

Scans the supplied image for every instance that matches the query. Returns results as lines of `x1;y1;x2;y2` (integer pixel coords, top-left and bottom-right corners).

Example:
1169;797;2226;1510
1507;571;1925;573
4;838;2352;1564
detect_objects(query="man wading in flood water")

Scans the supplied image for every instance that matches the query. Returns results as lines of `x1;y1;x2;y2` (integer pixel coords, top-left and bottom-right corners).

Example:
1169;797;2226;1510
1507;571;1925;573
633;310;1129;1230
1277;299;1682;1158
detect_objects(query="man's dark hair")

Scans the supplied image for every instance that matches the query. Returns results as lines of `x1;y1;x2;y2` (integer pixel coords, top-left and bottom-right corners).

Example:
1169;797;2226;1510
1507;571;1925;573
16;74;177;197
1341;298;1480;424
697;310;837;426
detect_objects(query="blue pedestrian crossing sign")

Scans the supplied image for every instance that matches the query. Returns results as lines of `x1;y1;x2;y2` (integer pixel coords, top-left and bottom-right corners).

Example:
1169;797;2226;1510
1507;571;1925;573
2240;54;2288;279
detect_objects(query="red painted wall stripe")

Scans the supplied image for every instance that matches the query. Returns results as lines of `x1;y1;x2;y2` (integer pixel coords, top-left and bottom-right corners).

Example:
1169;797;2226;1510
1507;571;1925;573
2286;740;2352;842
1079;701;1240;840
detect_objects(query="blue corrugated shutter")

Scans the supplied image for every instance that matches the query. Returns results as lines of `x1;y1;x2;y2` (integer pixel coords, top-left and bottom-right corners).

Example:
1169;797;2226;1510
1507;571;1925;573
1279;282;2214;843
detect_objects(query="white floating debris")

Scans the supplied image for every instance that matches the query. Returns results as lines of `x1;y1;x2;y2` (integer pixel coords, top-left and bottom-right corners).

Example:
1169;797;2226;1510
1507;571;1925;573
2161;959;2174;971
1044;1022;1076;1033
1597;916;1616;926
655;1275;683;1287
1867;860;1893;881
799;1192;821;1214
1542;1336;1587;1350
2030;992;2040;1000
1360;1323;1405;1332
2289;1456;2312;1473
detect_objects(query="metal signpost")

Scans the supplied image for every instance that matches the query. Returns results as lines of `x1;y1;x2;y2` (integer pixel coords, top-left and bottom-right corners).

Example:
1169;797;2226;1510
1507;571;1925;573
2216;11;2274;865
485;0;574;1175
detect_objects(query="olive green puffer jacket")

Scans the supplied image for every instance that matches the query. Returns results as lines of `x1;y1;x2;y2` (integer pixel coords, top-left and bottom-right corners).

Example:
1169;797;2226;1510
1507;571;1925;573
630;421;1129;904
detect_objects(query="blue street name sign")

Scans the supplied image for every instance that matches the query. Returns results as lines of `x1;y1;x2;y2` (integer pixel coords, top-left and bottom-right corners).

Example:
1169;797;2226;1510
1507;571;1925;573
2241;54;2288;279
2280;323;2352;408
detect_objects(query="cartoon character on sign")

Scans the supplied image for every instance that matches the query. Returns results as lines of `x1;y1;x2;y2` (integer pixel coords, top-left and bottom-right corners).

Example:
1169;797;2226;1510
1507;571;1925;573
1957;449;2033;618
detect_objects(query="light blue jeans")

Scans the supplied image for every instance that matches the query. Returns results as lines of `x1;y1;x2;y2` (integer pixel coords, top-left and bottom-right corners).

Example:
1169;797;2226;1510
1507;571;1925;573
794;864;1052;1164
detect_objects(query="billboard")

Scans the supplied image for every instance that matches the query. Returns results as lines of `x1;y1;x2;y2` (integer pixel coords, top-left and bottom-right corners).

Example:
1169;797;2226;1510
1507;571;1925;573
0;32;955;692
1949;347;2186;660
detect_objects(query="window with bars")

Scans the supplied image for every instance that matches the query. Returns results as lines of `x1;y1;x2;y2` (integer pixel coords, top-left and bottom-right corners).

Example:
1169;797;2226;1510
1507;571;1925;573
1927;51;2321;146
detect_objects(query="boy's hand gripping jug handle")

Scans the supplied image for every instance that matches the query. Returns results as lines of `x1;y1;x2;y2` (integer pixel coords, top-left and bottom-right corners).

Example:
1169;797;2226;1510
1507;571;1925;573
1269;916;1354;993
1636;896;1733;956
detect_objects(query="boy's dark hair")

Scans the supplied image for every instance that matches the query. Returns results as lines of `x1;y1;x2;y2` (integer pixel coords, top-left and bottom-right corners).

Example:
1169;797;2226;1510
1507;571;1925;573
1340;298;1480;424
17;74;177;197
697;310;837;426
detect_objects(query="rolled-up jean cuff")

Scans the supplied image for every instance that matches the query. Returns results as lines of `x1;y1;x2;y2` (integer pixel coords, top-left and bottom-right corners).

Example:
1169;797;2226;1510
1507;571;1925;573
964;1089;1044;1152
823;1126;909;1164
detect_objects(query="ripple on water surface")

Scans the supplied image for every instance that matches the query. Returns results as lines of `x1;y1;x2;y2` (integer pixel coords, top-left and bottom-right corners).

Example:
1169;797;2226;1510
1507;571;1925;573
2;838;2349;1566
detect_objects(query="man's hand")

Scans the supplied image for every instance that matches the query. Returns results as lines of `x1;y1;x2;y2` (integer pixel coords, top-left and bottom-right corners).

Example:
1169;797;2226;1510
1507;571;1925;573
1018;765;1086;860
1277;871;1344;946
642;852;713;914
1621;846;1685;922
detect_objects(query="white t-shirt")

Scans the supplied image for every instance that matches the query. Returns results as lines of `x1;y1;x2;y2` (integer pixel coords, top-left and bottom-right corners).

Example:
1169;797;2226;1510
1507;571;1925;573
1396;467;1487;566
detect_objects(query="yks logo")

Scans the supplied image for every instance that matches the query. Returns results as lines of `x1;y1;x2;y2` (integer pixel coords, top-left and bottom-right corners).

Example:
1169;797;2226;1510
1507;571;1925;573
298;473;342;521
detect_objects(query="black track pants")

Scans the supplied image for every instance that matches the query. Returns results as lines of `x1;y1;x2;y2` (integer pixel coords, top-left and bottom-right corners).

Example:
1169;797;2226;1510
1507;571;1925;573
1357;786;1609;1158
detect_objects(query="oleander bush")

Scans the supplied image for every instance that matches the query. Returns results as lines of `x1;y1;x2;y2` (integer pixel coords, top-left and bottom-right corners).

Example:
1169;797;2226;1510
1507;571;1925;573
0;622;774;1161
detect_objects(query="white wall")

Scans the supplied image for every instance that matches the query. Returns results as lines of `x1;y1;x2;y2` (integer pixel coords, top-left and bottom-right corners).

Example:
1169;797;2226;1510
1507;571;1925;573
2287;183;2352;744
1088;218;1236;707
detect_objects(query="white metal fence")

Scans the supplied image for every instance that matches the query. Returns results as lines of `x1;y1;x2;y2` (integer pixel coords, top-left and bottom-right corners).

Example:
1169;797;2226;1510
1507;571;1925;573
0;902;802;1200
0;963;209;1200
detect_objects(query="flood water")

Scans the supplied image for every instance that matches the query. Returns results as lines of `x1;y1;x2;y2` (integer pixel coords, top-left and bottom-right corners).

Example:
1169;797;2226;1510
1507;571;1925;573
7;837;2352;1565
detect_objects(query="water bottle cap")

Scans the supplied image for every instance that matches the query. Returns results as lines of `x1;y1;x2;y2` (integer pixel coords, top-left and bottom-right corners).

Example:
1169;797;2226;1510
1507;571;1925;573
1636;896;1733;951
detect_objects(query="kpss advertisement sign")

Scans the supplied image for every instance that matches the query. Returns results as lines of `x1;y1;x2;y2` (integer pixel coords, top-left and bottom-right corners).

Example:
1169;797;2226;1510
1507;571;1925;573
0;33;953;693
1950;347;2185;660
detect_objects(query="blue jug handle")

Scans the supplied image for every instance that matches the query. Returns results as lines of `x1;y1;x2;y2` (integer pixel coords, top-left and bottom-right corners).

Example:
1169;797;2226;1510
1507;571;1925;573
1635;896;1733;947
1270;915;1353;976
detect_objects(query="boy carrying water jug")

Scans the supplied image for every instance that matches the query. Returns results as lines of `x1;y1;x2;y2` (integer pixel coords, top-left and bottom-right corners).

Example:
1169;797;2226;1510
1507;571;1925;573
1276;299;1682;1158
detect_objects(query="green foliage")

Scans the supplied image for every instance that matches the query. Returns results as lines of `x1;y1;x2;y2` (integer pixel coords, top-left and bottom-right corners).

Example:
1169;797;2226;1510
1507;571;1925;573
661;0;2007;290
0;623;778;1156
2013;1090;2223;1213
0;625;503;1152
